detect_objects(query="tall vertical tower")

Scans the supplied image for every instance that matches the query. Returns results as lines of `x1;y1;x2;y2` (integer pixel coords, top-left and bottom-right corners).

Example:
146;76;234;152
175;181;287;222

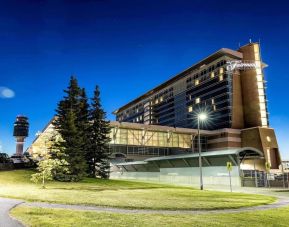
13;115;29;156
238;42;268;128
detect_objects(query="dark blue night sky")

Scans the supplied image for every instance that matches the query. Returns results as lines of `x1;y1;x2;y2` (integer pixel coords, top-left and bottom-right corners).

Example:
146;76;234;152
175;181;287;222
0;0;289;158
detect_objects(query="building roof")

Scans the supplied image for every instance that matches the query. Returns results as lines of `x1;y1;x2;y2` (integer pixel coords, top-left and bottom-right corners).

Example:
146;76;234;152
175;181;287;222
116;147;263;167
145;147;263;162
110;121;241;136
113;48;243;114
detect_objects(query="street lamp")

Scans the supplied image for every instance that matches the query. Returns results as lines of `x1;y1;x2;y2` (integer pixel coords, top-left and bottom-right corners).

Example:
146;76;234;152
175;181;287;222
197;112;207;190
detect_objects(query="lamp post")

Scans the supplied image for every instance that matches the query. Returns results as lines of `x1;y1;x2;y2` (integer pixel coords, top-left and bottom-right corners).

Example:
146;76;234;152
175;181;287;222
197;113;207;190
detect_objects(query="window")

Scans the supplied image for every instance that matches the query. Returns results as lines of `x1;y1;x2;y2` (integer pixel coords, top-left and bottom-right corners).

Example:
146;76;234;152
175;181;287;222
260;103;266;111
261;118;268;127
266;136;271;142
257;74;263;82
257;81;264;89
195;79;199;86
256;68;262;75
188;106;193;113
266;148;271;164
258;89;264;96
213;105;216;111
259;95;265;103
210;72;215;78
260;110;267;118
254;44;260;61
219;75;224;81
211;98;215;104
195;97;200;104
219;67;224;74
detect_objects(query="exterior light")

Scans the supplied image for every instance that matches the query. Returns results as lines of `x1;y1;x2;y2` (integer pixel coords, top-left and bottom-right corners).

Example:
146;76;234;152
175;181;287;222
198;113;207;121
196;112;208;191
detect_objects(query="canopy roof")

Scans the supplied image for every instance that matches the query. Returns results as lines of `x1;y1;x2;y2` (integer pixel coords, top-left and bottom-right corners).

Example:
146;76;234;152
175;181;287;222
116;147;263;171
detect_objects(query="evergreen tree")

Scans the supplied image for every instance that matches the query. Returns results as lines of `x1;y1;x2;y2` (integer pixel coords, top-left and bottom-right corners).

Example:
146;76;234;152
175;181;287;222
51;76;87;181
87;86;111;178
78;88;91;163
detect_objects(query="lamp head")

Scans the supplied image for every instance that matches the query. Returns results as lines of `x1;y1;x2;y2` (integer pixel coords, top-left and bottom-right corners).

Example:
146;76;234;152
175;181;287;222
198;113;207;121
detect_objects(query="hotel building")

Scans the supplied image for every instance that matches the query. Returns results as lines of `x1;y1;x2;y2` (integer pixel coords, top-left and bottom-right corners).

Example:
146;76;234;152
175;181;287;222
113;42;281;170
28;42;282;187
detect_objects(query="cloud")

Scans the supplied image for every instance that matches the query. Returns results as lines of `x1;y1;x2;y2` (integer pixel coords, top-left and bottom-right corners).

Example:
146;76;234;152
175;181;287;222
0;87;15;98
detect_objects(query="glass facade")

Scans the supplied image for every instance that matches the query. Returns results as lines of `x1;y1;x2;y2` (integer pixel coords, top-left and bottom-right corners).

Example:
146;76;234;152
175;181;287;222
116;55;237;130
28;122;208;158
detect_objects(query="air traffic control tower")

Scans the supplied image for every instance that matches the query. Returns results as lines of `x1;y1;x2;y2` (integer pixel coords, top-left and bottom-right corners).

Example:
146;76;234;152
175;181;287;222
13;115;29;156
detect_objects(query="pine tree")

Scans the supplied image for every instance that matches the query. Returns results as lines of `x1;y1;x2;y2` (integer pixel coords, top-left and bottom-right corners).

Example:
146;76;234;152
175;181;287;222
78;88;91;160
87;86;111;178
51;76;87;181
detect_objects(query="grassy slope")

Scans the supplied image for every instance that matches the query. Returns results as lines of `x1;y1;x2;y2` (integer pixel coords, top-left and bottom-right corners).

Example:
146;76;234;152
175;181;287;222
0;170;275;210
11;206;289;227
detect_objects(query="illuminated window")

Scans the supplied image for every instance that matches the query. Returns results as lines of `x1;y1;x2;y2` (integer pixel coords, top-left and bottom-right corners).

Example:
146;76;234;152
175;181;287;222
210;72;215;78
261;118;268;127
219;67;224;74
188;106;193;113
260;110;267;118
254;45;260;61
211;98;215;104
160;96;163;102
195;97;200;104
266;148;271;164
260;103;266;110
155;99;159;104
256;68;262;75
259;95;265;103
254;44;260;53
258;89;264;96
195;79;199;86
255;60;261;68
257;81;264;89
266;136;271;142
257;74;263;82
213;105;216;111
219;75;224;81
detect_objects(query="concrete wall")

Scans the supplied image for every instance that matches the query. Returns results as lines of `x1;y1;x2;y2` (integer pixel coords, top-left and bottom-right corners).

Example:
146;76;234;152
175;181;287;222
241;127;281;169
110;166;241;187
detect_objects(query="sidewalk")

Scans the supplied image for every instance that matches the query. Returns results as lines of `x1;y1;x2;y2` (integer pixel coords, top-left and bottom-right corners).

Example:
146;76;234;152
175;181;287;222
0;198;24;227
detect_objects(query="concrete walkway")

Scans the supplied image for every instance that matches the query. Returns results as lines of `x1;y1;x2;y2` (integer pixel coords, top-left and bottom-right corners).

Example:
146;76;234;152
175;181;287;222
22;197;289;215
0;198;24;227
2;191;289;226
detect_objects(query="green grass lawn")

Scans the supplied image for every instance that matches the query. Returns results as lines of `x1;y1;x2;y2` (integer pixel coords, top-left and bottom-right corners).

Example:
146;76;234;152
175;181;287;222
0;170;275;210
11;205;289;227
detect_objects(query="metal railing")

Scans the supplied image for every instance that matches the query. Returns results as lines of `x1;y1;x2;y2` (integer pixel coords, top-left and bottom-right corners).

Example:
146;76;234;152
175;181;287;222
241;170;289;188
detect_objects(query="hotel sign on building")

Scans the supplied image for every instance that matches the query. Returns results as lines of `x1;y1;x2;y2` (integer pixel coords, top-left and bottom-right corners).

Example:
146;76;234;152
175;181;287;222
226;60;257;72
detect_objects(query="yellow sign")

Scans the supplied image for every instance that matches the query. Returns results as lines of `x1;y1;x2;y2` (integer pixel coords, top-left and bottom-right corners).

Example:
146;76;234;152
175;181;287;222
227;162;233;172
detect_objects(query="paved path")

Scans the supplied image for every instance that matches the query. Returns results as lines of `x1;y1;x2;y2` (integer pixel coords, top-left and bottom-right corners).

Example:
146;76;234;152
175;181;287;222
2;194;289;226
23;197;289;215
0;198;24;227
